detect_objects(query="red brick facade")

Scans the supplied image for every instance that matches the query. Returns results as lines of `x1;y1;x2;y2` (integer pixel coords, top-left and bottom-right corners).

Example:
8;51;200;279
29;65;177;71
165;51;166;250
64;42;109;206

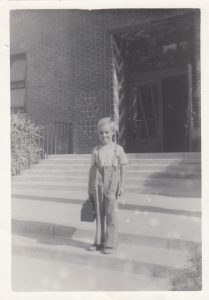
10;9;200;153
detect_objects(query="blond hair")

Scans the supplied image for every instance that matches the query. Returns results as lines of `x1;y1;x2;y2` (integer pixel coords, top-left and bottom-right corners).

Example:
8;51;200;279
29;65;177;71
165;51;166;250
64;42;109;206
97;117;116;132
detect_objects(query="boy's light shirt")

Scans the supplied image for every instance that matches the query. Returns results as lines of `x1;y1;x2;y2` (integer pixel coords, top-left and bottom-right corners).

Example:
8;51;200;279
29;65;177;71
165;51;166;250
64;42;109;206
91;142;128;168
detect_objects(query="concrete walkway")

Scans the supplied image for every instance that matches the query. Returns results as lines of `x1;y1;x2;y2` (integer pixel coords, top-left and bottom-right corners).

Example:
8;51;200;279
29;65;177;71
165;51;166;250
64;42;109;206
12;254;170;291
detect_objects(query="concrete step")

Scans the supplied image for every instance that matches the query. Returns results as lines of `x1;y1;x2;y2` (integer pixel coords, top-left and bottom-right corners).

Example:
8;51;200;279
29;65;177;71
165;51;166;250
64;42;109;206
12;196;201;250
21;168;201;179
12;254;171;291
11;173;201;185
44;158;201;165
47;152;201;159
30;162;201;172
11;189;202;215
11;191;202;225
12;217;200;252
12;233;191;280
11;177;201;198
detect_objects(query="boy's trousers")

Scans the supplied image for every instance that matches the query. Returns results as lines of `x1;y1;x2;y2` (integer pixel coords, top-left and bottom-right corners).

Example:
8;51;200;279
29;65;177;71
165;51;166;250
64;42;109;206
89;165;120;248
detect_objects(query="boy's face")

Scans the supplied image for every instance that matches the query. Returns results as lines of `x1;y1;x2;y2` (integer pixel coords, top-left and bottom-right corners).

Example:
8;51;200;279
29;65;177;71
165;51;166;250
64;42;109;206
98;124;114;145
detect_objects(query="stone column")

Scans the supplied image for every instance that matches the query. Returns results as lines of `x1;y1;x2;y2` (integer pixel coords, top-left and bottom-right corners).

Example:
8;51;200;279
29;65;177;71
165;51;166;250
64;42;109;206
191;11;201;151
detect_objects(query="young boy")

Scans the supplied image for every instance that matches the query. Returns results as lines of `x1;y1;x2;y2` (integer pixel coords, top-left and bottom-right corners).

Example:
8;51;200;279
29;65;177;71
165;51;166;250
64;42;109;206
88;117;128;254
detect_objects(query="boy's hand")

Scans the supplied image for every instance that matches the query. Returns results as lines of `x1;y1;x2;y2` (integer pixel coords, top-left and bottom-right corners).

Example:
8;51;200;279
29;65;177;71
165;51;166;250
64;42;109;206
88;191;93;199
118;187;124;197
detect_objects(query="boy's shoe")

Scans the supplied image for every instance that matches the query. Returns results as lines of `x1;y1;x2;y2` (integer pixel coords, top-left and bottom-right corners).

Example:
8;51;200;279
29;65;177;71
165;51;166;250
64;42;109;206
103;247;115;254
88;244;103;251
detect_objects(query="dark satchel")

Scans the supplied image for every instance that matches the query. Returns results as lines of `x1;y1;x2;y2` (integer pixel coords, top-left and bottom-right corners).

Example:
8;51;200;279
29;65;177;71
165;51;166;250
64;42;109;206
80;197;96;222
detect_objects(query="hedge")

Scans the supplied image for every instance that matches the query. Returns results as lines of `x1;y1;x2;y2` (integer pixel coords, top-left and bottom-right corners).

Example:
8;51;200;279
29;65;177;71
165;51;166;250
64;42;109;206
11;111;45;176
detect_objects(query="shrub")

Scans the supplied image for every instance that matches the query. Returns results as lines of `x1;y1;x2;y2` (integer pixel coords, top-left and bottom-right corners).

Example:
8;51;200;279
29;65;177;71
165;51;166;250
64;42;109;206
11;111;45;176
170;246;202;291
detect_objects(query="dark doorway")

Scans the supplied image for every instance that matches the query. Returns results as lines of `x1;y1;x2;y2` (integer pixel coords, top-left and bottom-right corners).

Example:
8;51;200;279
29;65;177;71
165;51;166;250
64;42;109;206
111;12;199;153
162;75;188;152
125;79;163;153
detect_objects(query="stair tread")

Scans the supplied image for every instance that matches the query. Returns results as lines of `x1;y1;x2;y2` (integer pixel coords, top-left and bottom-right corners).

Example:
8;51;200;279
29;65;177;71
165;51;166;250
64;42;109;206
40;157;201;165
12;183;201;198
12;177;201;185
12;197;201;243
12;254;171;291
32;163;201;169
17;168;202;173
12;177;201;184
48;153;201;157
11;189;201;212
12;233;191;269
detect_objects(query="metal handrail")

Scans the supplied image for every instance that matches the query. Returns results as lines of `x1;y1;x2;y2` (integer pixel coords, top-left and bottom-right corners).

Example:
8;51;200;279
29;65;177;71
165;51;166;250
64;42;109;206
43;122;73;156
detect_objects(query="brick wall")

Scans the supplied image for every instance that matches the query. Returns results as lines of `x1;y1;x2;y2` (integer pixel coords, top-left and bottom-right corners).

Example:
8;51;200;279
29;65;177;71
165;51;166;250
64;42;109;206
10;9;197;153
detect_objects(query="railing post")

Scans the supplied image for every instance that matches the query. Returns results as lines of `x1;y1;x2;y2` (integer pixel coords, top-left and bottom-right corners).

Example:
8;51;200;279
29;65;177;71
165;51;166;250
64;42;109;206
54;123;57;155
50;125;53;155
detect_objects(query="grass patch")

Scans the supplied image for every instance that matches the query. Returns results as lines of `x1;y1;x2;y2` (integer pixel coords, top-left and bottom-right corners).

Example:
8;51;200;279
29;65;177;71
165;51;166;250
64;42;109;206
171;246;202;291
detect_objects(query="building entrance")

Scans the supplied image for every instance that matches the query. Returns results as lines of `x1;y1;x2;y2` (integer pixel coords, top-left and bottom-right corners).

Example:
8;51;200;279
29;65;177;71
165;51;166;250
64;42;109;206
126;68;190;153
111;13;199;153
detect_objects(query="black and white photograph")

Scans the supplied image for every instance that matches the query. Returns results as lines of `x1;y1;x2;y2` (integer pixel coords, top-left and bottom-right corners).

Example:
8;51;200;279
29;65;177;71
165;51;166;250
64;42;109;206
8;7;202;292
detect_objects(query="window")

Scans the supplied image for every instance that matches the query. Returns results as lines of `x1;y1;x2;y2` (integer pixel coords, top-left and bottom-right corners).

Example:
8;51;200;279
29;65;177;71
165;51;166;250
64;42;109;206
10;53;26;109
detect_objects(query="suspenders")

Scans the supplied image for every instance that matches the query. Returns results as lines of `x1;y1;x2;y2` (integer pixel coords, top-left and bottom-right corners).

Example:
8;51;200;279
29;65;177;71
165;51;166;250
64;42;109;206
107;140;118;195
95;136;119;195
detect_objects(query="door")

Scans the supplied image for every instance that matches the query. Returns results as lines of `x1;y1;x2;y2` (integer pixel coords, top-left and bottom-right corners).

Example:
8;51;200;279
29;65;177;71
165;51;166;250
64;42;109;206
162;74;189;152
126;80;163;152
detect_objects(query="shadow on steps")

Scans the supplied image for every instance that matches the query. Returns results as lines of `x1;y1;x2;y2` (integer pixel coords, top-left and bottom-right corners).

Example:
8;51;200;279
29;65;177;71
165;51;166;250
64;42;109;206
12;194;201;217
12;218;201;251
141;157;201;198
